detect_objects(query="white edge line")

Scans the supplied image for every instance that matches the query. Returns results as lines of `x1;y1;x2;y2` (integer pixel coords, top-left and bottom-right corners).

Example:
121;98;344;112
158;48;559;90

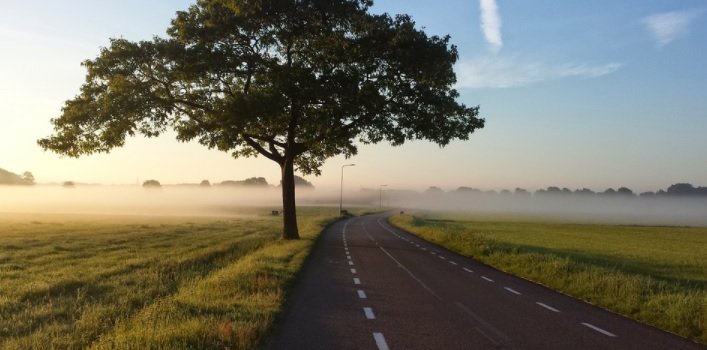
353;278;361;284
363;307;376;319
449;261;458;265
463;267;474;273
351;268;357;274
481;276;494;282
504;287;522;295
373;332;390;350
536;302;560;312
357;290;367;299
581;322;617;337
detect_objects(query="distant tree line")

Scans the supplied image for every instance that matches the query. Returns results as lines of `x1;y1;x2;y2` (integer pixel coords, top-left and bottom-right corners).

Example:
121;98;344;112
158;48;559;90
0;168;35;185
152;176;314;189
428;183;707;198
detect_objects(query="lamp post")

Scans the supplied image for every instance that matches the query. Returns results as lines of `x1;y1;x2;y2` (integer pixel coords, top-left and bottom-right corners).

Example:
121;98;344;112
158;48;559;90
379;184;388;209
340;164;356;215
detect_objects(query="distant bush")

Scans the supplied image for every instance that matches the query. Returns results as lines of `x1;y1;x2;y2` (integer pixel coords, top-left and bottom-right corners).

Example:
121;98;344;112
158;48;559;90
62;181;75;188
142;179;161;188
221;177;269;187
200;180;211;187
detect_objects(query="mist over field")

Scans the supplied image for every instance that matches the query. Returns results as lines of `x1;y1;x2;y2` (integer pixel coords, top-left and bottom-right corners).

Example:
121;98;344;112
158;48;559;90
2;184;706;226
384;191;707;226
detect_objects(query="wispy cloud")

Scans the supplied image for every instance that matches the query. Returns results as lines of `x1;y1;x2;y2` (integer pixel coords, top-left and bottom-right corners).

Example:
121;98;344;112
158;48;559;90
479;0;502;52
455;57;622;89
643;10;702;47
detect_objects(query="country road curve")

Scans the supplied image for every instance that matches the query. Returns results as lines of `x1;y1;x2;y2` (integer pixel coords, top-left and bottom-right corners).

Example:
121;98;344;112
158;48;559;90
268;213;703;350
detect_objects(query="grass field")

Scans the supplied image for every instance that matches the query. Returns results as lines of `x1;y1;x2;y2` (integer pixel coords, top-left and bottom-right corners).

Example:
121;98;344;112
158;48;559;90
0;207;341;350
389;212;707;344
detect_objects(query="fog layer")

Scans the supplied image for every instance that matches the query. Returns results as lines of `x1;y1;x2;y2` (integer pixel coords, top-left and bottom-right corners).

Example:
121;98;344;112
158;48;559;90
1;185;706;226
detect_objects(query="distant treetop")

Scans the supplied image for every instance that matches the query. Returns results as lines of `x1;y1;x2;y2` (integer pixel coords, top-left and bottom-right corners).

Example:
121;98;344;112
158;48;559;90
0;168;34;185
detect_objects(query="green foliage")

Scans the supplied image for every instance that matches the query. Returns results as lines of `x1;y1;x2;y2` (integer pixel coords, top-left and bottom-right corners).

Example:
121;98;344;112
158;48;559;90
37;0;483;239
0;209;336;349
37;0;483;174
390;214;707;344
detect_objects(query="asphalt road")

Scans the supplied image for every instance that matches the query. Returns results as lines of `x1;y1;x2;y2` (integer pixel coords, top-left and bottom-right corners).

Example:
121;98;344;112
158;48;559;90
269;214;703;350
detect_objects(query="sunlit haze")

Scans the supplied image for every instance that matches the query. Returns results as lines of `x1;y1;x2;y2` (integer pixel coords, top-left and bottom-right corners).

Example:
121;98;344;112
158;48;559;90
2;1;706;192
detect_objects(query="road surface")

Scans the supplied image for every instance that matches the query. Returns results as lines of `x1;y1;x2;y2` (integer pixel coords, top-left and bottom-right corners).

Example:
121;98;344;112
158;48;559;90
269;214;703;349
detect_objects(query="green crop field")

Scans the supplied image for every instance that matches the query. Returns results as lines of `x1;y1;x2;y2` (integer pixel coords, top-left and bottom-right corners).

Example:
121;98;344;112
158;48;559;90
390;212;707;344
0;207;340;350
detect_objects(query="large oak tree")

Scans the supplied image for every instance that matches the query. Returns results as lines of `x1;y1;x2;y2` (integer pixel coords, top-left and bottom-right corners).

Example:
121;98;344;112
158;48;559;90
39;0;484;239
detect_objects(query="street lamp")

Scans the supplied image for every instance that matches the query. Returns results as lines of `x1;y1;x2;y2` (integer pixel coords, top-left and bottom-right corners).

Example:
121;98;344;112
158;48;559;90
379;185;388;209
340;164;356;215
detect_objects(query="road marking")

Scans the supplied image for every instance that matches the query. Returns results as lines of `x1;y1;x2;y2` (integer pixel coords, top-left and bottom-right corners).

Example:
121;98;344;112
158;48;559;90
463;267;474;273
421;247;427;251
581;323;617;337
343;220;351;235
431;251;437;255
536;302;560;312
439;256;447;260
348;261;354;265
363;307;376;319
379;246;442;300
372;332;390;350
351;268;357;274
361;223;377;243
353;278;361;285
357;290;367;299
456;302;513;348
504;287;522;295
449;261;458;265
481;276;494;282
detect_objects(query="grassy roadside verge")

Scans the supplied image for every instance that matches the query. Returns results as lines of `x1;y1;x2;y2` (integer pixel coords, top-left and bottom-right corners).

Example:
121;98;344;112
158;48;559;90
0;208;340;349
389;213;706;344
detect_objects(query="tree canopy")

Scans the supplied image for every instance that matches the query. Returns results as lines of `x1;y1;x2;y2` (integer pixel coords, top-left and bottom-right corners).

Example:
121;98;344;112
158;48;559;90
38;0;484;239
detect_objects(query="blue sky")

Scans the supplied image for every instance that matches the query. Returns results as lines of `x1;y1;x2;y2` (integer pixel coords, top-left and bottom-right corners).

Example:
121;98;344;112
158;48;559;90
1;1;705;192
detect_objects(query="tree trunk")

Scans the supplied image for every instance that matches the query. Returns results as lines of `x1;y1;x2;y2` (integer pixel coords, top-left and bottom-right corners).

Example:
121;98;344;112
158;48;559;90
280;157;300;240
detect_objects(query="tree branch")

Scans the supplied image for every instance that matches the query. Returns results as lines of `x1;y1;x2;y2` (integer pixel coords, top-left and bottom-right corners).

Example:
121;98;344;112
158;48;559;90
243;135;283;163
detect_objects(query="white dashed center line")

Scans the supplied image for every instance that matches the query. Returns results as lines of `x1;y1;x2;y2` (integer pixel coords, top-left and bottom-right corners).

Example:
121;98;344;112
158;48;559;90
504;287;522;295
357;290;367;299
481;276;494;282
581;323;617;337
363;307;376;319
353;278;361;285
536;302;560;313
373;332;390;350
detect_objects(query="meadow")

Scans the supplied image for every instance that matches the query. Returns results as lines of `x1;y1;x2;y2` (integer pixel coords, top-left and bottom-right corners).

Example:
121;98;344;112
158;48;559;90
0;207;341;350
389;212;707;344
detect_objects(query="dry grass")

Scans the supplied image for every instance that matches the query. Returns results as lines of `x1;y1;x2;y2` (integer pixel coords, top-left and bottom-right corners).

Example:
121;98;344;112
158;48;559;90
0;208;337;349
